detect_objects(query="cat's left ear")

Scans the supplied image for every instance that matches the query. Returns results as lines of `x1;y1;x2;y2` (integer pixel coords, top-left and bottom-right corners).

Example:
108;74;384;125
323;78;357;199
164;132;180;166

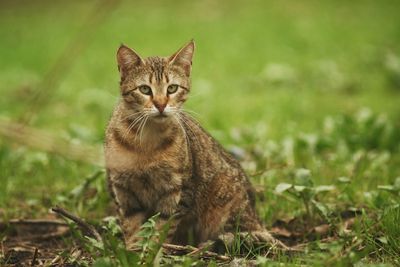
169;40;195;76
117;44;144;80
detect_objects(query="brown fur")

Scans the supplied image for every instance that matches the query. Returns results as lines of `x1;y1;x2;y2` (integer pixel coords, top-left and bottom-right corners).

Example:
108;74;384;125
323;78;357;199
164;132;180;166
105;41;279;249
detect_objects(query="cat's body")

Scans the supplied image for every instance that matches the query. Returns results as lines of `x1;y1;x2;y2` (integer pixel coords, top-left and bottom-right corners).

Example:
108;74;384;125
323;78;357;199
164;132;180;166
105;41;279;248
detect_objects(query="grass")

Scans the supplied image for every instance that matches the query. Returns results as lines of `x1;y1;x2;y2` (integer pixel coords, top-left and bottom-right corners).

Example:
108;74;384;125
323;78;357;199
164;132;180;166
1;0;400;265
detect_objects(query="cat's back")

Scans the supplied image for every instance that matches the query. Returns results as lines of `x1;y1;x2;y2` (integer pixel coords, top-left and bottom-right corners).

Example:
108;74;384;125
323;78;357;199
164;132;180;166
180;114;248;182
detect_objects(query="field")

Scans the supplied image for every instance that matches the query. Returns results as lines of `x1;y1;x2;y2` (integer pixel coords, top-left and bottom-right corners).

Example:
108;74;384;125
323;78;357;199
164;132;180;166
1;0;400;266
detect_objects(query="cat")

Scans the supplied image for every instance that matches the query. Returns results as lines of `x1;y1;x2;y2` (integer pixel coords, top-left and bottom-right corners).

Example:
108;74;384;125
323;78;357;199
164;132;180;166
104;40;284;250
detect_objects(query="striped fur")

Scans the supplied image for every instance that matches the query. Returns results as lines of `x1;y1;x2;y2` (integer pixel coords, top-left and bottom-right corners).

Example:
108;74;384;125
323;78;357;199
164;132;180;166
105;41;282;249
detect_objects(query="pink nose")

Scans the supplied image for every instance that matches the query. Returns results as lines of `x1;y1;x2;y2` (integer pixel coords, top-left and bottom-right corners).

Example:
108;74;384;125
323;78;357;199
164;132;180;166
154;102;167;113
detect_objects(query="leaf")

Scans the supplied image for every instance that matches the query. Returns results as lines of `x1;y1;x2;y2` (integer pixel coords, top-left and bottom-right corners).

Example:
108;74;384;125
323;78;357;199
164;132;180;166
103;216;122;236
85;236;104;251
115;248;140;267
256;256;268;265
275;183;293;194
394;177;400;189
141;221;155;229
338;177;351;183
152;247;163;267
312;200;331;221
314;185;335;193
313;224;330;235
93;258;113;267
294;168;313;186
136;228;154;238
378;185;395;192
293;185;306;192
377;236;388;244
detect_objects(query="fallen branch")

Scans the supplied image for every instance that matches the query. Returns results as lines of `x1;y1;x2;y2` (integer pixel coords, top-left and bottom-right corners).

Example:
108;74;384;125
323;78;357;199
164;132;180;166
162;243;231;262
0;219;68;227
30;247;38;266
0;219;70;240
51;206;102;242
19;0;121;125
0;116;104;167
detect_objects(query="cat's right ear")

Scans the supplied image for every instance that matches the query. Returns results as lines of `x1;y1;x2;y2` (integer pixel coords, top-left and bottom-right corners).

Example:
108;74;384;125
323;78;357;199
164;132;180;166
168;40;195;76
116;44;144;79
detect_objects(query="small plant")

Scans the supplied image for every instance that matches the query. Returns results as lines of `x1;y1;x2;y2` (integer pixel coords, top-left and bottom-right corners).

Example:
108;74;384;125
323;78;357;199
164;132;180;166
134;213;171;266
85;216;140;267
221;215;273;260
56;169;110;216
379;206;400;261
275;168;335;225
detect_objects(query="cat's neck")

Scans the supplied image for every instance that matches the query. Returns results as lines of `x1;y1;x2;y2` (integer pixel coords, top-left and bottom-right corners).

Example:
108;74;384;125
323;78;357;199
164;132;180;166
114;110;182;152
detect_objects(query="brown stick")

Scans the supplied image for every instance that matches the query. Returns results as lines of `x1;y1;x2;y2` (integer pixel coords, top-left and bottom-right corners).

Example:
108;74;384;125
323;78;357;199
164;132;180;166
30;247;38;266
0;116;103;166
19;0;121;125
51;206;102;242
162;243;231;262
49;254;62;265
1;219;68;226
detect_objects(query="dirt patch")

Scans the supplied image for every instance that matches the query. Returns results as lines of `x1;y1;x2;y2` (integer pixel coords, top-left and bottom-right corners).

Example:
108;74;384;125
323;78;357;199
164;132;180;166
0;219;85;266
0;210;361;266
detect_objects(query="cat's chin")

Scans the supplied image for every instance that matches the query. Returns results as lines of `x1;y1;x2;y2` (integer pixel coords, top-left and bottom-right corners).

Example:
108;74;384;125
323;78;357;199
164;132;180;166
151;114;171;122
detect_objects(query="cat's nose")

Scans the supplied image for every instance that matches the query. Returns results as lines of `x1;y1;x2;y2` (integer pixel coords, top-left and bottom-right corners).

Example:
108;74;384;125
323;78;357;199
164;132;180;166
154;102;167;113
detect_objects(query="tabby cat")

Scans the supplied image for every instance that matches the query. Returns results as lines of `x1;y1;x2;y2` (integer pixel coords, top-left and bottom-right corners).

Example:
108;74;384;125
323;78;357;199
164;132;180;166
105;40;282;249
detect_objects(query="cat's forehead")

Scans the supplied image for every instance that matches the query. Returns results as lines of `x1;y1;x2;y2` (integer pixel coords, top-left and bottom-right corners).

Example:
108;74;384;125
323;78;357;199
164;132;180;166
127;56;185;84
143;56;168;80
144;56;168;68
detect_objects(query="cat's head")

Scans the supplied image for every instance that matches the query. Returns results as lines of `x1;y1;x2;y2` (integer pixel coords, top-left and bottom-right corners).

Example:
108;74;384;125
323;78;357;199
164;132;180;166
116;41;194;121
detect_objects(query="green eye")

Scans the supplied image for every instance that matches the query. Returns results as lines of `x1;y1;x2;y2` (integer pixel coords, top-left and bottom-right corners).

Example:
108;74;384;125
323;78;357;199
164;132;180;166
167;84;179;94
138;85;152;95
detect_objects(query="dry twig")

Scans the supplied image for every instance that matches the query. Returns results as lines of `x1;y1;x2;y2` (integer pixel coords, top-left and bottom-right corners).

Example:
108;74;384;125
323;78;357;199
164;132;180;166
0;219;68;227
51;206;102;242
162;243;231;262
0;116;103;166
30;247;38;266
19;0;121;124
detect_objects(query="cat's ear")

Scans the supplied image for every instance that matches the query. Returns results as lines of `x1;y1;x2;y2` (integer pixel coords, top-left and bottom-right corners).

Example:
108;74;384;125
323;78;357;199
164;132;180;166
168;40;195;76
117;44;144;79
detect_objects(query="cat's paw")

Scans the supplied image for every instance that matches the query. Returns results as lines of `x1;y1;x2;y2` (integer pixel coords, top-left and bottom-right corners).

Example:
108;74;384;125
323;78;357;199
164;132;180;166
248;230;289;250
125;240;141;251
216;231;289;251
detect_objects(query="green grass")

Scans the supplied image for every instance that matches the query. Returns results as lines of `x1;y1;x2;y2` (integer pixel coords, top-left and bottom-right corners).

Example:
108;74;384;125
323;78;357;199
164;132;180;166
1;0;400;265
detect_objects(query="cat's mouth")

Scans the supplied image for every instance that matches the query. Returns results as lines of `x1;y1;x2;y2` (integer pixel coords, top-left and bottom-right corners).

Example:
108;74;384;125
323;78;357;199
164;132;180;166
153;113;169;120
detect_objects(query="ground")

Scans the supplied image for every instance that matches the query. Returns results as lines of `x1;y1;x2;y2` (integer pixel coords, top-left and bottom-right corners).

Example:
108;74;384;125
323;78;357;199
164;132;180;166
0;0;400;266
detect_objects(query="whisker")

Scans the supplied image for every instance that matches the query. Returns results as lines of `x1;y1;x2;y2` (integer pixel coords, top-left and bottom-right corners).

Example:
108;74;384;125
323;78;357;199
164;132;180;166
179;110;201;128
122;113;146;140
138;114;149;146
176;112;200;148
169;107;202;122
119;111;146;122
181;108;202;117
134;114;148;145
174;115;190;147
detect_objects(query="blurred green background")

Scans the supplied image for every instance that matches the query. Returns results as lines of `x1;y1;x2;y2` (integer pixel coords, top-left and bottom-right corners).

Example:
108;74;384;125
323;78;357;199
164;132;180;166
1;0;400;217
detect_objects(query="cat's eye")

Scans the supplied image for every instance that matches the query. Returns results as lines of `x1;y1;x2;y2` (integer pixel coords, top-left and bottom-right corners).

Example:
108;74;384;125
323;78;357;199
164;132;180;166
167;84;179;94
138;85;152;95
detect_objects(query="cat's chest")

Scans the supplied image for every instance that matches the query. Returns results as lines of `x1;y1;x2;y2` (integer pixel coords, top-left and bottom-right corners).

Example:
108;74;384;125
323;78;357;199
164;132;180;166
106;143;190;182
105;130;190;172
106;135;191;210
110;158;190;214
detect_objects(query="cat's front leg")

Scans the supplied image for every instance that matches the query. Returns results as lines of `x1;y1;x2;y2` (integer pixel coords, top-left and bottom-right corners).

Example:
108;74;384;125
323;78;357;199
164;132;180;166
121;212;147;250
108;179;146;249
154;191;189;244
